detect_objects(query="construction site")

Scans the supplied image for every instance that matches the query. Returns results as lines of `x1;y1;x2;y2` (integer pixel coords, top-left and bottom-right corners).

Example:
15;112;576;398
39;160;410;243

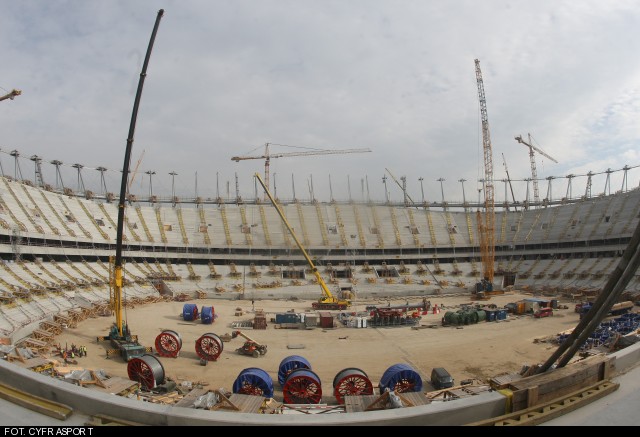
1;24;640;425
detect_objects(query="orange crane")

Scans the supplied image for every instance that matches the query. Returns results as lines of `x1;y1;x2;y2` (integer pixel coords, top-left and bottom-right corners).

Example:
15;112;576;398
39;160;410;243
231;143;372;196
515;133;558;206
474;59;496;293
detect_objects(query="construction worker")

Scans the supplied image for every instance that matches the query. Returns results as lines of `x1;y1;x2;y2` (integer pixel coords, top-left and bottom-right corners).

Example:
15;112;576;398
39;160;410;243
83;345;87;357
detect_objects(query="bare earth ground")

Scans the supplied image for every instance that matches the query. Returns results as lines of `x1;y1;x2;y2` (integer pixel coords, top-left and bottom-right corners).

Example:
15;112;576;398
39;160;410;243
53;292;580;403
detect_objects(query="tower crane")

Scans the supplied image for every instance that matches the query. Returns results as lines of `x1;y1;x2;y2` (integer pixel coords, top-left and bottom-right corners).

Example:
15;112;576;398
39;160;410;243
501;153;518;211
474;59;496;293
127;149;146;193
515;133;558;206
231;143;372;196
384;168;417;207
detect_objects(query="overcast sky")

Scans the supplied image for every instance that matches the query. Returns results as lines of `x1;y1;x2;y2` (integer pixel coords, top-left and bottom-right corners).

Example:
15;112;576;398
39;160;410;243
2;0;640;204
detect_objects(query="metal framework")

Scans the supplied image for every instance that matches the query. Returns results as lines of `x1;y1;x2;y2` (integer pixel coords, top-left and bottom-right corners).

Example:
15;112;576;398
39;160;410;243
515;133;558;206
232;143;371;197
474;59;495;282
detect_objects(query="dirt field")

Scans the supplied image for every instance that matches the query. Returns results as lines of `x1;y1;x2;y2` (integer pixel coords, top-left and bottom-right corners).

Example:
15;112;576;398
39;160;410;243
52;292;580;403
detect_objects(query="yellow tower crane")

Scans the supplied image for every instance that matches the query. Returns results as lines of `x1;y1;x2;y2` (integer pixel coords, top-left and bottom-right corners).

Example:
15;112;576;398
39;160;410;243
231;143;372;197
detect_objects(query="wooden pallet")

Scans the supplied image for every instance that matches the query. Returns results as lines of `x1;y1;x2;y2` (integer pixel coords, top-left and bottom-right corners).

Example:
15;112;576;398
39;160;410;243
86;376;139;396
344;391;429;413
173;387;210;408
211;393;265;413
54;314;76;328
9;355;54;373
32;329;55;343
145;391;182;405
19;338;50;354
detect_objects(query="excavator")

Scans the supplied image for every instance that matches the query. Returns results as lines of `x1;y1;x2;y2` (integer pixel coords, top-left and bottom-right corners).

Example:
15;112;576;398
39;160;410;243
255;173;351;310
233;330;267;358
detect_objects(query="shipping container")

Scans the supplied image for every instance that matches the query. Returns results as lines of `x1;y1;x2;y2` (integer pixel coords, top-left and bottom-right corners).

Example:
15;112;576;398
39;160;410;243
319;312;334;329
304;313;319;327
275;313;300;324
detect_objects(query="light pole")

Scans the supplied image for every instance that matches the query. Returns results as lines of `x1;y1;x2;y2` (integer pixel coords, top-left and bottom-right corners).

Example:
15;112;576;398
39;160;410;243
30;155;42;187
329;174;333;202
146;170;156;201
72;163;85;194
169;171;177;206
382;175;388;203
459;178;467;205
418;177;425;206
400;176;407;206
437;177;445;204
97;166;108;196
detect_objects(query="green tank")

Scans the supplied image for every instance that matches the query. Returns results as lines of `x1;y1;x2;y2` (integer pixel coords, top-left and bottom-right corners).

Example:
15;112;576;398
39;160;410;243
475;310;487;322
443;311;460;326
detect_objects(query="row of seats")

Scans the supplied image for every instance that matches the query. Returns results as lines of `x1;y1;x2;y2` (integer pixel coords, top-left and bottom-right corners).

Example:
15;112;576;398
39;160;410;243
2;177;638;249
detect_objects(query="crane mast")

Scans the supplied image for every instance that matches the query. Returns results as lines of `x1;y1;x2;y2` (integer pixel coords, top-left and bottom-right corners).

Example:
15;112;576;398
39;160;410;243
255;172;350;309
474;59;495;284
501;153;518;211
515;133;558;206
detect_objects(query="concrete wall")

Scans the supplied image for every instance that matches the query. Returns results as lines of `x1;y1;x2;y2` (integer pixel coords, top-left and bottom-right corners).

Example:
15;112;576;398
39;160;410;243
610;339;640;374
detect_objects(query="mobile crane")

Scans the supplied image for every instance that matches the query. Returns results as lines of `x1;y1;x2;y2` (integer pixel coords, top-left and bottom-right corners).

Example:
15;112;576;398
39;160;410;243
96;10;164;361
255;173;351;310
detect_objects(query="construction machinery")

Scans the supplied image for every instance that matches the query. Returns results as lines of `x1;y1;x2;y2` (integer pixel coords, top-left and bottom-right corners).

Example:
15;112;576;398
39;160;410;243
255;172;351;310
515;133;558;207
232;143;371;198
474;59;497;296
97;10;164;362
233;330;267;358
